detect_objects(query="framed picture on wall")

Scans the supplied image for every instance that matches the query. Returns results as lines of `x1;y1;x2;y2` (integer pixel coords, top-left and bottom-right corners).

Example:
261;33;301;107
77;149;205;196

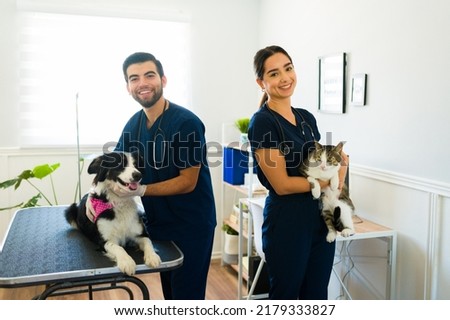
351;73;367;106
318;52;346;114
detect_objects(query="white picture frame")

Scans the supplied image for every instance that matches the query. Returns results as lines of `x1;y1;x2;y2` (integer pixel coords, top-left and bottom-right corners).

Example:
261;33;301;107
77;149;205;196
318;52;346;114
351;73;367;106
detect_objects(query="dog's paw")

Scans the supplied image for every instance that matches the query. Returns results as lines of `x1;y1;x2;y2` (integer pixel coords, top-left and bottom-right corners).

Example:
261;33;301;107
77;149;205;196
326;231;337;243
145;252;162;268
307;177;321;199
117;256;137;276
341;228;355;237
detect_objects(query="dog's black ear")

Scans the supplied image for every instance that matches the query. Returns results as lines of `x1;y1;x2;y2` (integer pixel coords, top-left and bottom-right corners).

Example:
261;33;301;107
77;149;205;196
88;155;104;174
88;154;110;183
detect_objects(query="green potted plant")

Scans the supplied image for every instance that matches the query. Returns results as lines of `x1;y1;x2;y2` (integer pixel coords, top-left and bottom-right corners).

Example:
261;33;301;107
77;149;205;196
222;223;239;264
235;117;250;145
222;222;248;265
222;223;239;236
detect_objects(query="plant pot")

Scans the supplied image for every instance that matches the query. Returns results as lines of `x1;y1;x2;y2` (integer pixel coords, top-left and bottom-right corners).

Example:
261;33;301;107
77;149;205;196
223;232;248;257
222;252;238;265
240;133;249;146
224;233;239;255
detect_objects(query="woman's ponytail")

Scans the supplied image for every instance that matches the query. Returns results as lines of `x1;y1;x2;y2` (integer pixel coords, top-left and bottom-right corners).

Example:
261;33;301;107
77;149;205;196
259;92;268;108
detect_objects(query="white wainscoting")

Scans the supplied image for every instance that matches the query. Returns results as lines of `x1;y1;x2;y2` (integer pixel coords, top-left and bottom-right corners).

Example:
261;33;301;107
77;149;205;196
346;164;450;299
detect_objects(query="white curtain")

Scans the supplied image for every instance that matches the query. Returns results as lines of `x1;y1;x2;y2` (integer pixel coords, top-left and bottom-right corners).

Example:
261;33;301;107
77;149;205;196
17;8;190;147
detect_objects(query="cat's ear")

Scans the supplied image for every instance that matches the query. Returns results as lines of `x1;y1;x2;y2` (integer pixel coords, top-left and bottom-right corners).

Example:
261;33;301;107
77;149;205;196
314;140;322;150
334;141;346;153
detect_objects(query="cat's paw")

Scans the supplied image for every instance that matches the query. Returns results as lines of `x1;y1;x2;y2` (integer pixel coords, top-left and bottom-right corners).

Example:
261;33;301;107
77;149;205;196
341;228;355;237
330;176;339;191
307;177;321;199
326;231;337;243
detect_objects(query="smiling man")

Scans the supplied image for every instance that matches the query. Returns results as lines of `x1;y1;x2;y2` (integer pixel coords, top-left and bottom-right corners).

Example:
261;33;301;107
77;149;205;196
114;52;217;300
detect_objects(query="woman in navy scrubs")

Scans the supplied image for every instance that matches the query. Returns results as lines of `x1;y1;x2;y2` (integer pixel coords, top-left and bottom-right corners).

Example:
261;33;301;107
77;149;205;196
248;45;348;299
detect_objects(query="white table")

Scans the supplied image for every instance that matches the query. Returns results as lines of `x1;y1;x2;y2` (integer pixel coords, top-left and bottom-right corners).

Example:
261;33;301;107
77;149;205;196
239;198;397;300
333;215;397;299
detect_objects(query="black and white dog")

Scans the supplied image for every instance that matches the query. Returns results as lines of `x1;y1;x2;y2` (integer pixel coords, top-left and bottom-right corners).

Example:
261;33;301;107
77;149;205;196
65;151;161;275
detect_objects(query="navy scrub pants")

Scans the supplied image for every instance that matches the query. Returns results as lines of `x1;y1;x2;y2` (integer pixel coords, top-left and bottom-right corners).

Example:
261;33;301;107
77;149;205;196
263;193;336;300
159;229;215;300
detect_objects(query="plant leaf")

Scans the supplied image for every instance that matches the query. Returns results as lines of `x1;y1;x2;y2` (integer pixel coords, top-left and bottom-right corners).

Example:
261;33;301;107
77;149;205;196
235;118;250;133
17;169;34;180
22;194;42;208
32;163;60;179
13;169;34;189
222;223;239;235
0;178;19;189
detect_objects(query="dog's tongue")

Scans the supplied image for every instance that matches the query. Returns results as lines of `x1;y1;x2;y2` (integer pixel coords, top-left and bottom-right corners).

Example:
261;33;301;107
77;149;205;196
128;182;138;191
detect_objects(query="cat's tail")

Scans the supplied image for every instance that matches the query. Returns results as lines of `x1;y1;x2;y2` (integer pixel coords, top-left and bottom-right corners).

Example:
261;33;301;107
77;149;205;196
332;207;345;232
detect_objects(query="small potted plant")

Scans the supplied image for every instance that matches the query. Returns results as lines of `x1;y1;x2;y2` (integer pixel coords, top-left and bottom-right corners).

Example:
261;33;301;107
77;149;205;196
222;223;247;265
235;117;250;145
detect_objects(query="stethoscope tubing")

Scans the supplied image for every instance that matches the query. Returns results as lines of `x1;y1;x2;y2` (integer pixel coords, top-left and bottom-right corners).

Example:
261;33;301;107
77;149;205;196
264;103;316;156
137;100;169;170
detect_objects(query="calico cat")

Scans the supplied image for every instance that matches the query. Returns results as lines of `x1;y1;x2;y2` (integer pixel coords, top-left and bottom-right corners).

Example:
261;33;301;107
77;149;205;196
299;141;355;242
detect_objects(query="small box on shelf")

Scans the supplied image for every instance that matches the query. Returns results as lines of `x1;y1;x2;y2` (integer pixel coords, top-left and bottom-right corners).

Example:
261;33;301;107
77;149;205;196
229;211;238;225
229;203;249;232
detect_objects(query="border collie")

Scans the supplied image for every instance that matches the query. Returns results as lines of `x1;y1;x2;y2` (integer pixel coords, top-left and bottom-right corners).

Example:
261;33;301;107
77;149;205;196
65;151;161;275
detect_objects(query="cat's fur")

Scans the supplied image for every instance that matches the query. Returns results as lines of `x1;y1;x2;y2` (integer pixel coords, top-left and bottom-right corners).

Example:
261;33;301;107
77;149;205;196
299;141;355;242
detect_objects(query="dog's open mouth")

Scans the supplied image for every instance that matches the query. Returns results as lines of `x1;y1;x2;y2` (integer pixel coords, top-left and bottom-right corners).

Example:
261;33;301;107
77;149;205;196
117;178;139;190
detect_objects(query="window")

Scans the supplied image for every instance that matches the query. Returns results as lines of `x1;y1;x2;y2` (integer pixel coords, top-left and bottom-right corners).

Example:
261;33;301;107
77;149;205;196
18;11;190;147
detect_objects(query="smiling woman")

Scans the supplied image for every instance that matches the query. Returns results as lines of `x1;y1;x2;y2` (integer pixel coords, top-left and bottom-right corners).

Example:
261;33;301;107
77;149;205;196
17;10;191;147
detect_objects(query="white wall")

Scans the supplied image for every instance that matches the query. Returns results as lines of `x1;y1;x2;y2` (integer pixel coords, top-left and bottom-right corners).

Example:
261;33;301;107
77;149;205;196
258;0;450;299
0;0;17;146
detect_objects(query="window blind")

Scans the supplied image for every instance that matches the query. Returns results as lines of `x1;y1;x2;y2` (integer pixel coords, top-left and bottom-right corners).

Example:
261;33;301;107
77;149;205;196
18;11;190;147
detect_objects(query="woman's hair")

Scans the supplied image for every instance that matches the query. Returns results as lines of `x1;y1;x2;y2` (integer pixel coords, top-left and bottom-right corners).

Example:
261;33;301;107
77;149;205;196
253;45;293;107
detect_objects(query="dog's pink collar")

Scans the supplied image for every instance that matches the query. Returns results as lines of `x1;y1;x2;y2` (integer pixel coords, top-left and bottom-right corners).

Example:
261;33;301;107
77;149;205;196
86;196;114;223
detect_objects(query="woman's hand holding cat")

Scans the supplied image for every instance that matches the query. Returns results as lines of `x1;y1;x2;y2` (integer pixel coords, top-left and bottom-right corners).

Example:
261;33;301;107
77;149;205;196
338;150;349;191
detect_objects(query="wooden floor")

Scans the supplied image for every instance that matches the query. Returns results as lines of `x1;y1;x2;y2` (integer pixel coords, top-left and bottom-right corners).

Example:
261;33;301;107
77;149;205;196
0;259;245;300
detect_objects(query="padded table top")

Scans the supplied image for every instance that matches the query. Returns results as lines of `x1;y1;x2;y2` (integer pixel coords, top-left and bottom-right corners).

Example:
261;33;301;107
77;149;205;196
0;206;183;287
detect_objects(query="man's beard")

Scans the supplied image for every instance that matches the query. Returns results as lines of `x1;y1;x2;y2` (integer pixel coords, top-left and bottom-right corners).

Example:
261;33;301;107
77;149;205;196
134;88;163;109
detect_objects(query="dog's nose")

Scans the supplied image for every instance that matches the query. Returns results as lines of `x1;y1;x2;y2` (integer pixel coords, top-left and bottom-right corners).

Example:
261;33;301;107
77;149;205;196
132;171;142;182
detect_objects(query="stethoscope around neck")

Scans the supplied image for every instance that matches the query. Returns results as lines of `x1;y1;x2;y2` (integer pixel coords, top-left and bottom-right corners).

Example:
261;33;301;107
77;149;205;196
137;99;169;170
264;102;316;156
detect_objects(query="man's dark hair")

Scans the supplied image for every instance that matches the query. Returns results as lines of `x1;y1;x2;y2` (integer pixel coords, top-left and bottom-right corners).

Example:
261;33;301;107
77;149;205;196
122;52;165;82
